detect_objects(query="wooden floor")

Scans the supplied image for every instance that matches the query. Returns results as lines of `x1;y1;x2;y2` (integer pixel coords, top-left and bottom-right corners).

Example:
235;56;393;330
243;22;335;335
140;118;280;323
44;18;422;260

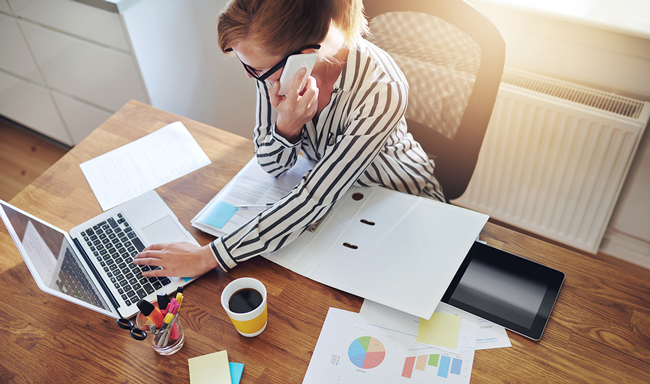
0;118;69;202
1;117;648;280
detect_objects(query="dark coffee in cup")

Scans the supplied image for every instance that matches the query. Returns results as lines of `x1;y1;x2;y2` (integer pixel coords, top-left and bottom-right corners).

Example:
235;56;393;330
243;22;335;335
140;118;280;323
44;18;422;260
228;288;263;314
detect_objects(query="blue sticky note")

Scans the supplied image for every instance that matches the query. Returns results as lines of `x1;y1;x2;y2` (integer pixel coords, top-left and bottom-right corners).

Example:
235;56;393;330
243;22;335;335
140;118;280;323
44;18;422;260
201;201;239;229
229;362;244;384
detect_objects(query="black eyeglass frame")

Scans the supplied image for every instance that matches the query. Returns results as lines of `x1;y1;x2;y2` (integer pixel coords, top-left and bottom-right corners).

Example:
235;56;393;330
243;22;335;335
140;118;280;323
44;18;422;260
226;44;321;82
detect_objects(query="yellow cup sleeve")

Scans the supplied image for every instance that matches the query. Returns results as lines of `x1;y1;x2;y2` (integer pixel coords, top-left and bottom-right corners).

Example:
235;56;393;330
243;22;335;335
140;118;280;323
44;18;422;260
230;306;267;334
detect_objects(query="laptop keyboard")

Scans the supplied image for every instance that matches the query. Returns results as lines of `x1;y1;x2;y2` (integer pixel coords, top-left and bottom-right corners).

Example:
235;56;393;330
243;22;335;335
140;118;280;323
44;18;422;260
81;213;172;306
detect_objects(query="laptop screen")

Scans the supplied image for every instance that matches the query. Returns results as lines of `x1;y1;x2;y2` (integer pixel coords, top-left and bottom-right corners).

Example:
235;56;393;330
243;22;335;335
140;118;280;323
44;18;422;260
0;201;111;312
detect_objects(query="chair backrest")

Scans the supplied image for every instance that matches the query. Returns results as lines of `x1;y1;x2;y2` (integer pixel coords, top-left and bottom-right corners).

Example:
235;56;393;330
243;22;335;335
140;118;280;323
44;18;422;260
365;0;505;201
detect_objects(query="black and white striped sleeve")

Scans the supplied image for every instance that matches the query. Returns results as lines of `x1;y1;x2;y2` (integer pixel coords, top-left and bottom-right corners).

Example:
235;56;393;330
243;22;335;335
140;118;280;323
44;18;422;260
252;81;301;177
209;55;409;271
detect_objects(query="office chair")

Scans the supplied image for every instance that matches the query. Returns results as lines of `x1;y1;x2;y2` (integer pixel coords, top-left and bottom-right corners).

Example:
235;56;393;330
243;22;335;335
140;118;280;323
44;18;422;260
364;0;505;201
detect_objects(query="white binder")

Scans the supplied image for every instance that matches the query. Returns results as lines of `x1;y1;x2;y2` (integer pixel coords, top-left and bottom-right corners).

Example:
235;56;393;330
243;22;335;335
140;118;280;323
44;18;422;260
263;185;488;319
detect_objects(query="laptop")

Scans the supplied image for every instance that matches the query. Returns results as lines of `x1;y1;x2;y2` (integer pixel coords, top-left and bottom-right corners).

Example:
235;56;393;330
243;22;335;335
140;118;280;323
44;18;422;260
0;190;199;319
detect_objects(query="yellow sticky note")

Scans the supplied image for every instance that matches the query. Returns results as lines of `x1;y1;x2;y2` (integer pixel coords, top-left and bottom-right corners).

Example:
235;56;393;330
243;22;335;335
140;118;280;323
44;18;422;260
188;350;231;384
416;312;461;350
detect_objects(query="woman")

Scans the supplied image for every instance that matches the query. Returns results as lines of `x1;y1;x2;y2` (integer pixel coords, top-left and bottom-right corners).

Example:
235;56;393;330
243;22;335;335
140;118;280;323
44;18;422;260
134;0;444;277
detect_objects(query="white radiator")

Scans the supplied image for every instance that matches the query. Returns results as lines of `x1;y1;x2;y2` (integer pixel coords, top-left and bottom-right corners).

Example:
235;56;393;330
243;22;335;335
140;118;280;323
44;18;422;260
454;68;650;253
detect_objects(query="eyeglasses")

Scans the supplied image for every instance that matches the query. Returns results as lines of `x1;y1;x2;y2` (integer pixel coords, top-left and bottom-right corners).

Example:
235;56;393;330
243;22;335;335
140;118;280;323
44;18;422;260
226;44;321;82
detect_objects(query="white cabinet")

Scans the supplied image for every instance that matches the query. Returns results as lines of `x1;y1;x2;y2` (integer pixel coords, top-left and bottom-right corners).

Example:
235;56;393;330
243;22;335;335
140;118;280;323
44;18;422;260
51;91;113;144
0;13;43;84
0;0;149;146
8;0;130;51
0;0;11;14
0;71;70;143
20;21;147;111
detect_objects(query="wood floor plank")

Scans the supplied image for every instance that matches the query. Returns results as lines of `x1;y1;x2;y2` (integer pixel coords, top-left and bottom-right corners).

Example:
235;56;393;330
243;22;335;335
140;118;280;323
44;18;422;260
0;120;68;201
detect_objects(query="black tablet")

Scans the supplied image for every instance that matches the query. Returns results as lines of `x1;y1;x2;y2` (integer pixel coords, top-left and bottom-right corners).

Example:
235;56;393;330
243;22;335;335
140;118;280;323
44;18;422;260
442;241;564;341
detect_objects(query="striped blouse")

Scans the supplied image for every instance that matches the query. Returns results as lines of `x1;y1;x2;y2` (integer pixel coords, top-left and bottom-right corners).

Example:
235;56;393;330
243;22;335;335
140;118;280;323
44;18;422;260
210;39;444;271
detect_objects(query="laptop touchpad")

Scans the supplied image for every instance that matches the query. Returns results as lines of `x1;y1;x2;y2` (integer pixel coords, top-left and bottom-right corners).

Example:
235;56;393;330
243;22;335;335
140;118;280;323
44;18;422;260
141;216;188;245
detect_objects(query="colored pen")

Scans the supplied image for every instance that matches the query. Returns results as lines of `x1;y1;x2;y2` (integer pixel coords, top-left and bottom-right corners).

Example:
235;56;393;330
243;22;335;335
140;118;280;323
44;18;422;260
137;299;164;328
159;295;181;341
156;313;174;346
159;313;177;347
167;299;179;315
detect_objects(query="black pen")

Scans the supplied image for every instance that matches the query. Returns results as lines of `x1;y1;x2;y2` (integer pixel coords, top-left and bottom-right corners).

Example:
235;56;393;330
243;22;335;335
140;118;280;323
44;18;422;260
233;203;273;209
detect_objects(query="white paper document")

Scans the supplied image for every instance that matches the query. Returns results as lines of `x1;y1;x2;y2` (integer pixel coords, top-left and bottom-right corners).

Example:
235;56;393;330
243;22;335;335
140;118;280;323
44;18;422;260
303;308;475;384
191;156;314;237
355;300;511;351
355;301;475;354
80;121;211;210
475;318;512;350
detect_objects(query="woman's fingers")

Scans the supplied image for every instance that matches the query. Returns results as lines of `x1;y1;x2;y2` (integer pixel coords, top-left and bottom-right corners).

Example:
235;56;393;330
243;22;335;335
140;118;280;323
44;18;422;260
132;242;217;277
288;68;308;97
268;81;282;108
303;77;319;111
274;71;318;141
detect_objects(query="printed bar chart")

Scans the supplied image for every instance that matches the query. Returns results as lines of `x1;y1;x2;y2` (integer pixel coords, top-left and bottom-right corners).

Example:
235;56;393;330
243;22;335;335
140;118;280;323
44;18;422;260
402;354;464;380
451;358;463;375
415;355;428;371
438;356;451;378
402;356;416;378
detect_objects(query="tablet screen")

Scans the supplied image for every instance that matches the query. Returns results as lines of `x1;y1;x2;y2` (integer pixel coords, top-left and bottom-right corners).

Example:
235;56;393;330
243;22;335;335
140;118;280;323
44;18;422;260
442;242;564;340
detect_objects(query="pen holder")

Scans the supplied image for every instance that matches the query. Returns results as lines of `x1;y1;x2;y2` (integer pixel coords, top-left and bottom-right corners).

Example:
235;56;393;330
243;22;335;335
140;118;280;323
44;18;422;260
136;310;185;356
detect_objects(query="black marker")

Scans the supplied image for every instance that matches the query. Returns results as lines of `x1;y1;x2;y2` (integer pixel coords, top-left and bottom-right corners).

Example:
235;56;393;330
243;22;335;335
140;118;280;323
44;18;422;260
157;293;170;312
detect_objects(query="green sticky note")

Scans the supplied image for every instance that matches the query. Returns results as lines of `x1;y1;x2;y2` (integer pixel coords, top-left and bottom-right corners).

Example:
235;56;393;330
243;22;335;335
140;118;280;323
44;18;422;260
201;201;238;229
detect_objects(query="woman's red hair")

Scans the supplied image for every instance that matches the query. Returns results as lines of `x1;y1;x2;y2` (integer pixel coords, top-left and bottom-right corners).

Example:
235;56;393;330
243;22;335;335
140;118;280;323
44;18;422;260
217;0;368;57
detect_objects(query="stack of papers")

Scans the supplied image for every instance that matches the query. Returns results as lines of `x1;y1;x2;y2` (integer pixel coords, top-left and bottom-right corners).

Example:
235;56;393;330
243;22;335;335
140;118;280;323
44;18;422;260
356;301;511;352
303;302;511;384
191;156;314;236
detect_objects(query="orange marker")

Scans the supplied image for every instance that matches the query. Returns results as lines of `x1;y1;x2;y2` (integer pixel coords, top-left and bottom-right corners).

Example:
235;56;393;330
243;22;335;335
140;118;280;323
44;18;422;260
137;299;164;328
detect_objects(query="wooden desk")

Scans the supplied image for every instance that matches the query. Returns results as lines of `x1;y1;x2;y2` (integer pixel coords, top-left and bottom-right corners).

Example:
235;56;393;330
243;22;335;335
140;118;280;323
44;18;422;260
1;100;648;383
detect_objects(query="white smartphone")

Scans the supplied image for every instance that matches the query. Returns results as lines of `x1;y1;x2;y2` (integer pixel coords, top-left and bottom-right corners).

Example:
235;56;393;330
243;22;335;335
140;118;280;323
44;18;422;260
277;52;318;96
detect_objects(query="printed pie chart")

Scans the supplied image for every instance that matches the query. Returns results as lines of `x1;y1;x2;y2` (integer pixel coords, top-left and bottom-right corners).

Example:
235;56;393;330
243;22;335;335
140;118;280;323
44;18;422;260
348;336;386;369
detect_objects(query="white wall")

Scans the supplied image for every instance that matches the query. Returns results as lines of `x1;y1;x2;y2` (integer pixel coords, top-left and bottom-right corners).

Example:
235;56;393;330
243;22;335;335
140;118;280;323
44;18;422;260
469;0;650;267
469;0;650;100
121;0;256;140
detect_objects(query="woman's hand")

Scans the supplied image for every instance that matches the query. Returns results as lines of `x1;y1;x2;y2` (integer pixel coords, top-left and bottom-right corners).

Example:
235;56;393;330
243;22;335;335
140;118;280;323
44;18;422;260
133;242;218;278
270;67;319;143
